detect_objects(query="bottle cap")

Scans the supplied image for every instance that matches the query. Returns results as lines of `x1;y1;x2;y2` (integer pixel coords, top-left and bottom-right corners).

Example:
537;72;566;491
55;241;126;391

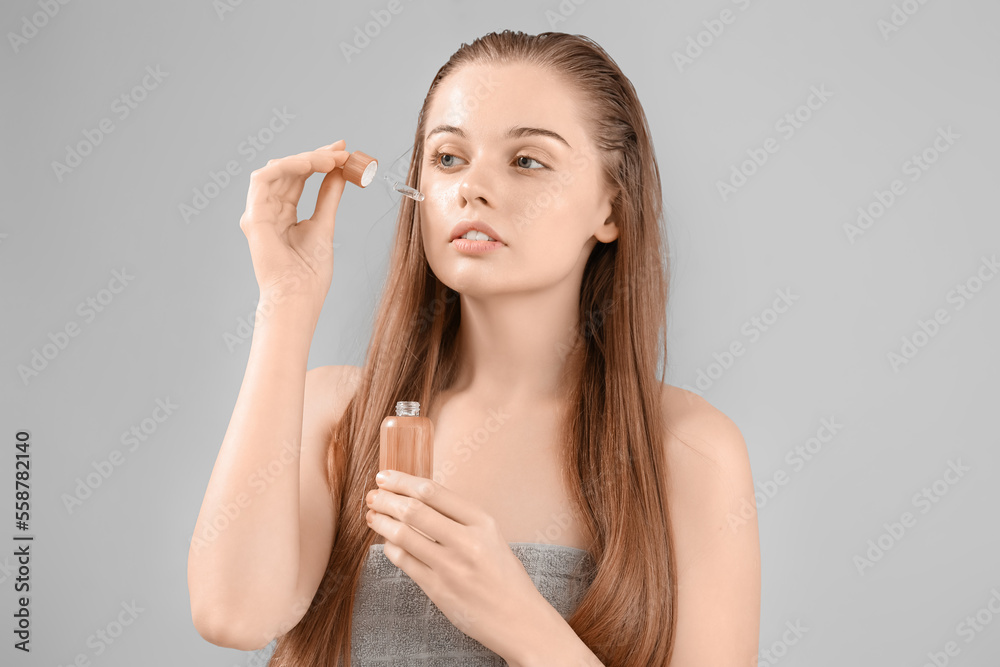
342;150;378;187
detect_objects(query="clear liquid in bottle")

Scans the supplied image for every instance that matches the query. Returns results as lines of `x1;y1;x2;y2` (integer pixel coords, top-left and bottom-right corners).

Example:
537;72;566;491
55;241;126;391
371;401;435;543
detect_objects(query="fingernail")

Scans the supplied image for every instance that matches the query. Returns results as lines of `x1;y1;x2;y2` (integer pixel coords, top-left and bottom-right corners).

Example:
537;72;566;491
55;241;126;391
375;471;388;485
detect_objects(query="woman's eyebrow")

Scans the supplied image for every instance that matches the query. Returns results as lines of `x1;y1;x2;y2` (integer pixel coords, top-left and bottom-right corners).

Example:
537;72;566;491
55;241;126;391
425;124;571;149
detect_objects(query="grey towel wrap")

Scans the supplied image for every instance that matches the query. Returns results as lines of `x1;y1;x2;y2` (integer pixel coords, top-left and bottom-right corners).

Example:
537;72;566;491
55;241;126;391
254;542;596;666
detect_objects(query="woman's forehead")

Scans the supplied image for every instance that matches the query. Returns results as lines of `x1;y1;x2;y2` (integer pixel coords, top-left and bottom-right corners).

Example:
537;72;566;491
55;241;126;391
426;65;587;144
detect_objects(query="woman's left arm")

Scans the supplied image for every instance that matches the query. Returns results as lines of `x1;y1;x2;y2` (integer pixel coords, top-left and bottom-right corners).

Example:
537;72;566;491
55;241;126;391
662;391;762;666
365;470;603;666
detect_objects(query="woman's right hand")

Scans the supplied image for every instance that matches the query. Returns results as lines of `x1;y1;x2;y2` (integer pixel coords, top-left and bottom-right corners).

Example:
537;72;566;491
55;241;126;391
239;139;352;308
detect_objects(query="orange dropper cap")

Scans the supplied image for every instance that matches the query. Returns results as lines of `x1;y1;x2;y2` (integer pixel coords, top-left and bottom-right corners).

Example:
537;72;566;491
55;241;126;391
342;150;378;187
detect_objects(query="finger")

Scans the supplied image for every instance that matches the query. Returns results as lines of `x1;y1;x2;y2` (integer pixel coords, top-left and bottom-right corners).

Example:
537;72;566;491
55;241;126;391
369;487;453;547
369;508;444;574
242;164;311;236
382;536;436;590
290;146;351;168
246;150;348;227
275;151;347;219
376;470;481;527
311;163;347;235
250;146;349;190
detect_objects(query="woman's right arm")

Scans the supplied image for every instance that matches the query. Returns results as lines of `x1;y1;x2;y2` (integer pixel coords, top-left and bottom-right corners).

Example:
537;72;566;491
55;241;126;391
187;140;356;649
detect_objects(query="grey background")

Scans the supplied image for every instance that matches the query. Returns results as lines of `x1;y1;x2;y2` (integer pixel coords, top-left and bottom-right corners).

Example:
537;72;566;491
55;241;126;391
2;0;999;665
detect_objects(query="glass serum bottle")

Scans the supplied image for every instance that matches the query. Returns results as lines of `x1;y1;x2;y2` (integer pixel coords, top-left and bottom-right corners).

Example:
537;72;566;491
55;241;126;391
380;401;434;481
373;401;435;542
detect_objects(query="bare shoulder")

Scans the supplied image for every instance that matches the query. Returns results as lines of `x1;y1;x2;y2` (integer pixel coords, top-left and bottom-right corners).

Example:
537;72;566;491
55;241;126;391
661;384;752;486
658;383;761;663
658;383;755;529
659;384;748;465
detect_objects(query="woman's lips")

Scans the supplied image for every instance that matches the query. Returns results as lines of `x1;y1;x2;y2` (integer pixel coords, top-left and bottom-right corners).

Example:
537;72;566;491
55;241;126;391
450;220;506;244
450;237;505;254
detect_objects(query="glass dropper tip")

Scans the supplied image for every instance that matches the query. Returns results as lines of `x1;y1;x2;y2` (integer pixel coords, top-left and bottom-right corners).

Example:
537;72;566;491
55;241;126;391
383;174;425;202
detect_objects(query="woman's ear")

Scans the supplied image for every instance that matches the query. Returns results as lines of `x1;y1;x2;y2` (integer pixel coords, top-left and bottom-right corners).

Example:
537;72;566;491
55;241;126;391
594;185;620;243
595;216;620;243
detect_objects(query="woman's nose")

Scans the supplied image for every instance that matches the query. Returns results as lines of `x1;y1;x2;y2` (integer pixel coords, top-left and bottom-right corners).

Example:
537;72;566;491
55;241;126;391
458;163;494;206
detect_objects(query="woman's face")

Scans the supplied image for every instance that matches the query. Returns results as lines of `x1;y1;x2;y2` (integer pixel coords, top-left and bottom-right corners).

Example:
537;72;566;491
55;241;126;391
418;62;619;297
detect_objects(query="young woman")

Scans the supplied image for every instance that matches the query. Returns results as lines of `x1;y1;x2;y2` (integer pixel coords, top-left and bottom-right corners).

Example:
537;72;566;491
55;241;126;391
188;30;760;666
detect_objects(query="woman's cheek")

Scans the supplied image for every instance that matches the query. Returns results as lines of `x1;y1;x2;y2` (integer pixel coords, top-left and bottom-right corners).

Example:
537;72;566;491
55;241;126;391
507;192;553;236
518;195;571;238
418;184;454;236
421;190;460;244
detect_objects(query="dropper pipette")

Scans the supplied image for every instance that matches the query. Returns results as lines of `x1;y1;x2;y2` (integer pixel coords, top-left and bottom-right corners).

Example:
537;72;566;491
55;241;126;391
383;174;425;201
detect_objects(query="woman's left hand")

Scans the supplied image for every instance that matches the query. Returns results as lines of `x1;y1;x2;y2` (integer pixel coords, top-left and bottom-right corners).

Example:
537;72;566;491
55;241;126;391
365;469;548;659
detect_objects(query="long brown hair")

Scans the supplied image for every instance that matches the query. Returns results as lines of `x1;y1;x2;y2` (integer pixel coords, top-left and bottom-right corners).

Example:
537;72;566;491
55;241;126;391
267;30;676;666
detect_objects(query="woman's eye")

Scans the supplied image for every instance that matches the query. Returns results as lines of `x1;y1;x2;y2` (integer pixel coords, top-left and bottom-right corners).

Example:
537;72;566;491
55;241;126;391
429;151;545;171
428;151;464;169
